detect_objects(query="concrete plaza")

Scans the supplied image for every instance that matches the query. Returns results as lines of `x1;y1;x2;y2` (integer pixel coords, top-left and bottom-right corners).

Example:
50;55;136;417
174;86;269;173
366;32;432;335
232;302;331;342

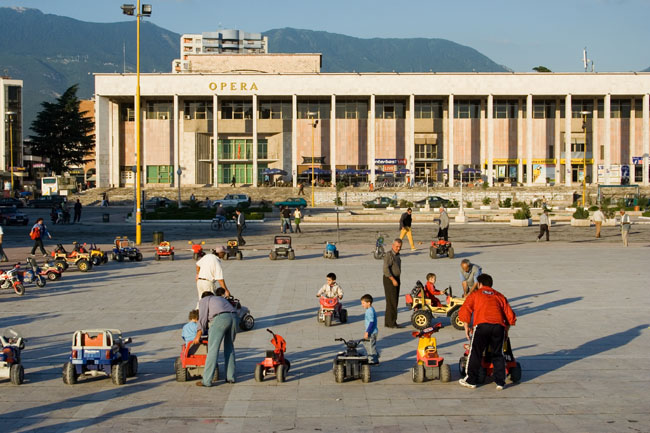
0;210;649;432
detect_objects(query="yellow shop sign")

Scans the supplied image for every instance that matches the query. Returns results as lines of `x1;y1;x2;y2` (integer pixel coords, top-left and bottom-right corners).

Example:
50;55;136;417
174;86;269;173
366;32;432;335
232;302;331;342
208;82;259;91
560;158;594;164
490;159;518;165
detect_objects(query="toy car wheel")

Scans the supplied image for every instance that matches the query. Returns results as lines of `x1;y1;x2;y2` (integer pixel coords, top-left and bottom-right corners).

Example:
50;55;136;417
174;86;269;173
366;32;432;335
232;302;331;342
448;247;455;259
127;355;138;377
412;364;425;383
323;252;328;258
411;310;433;330
254;364;264;382
509;362;522;383
170;253;174;261
62;362;77;385
275;364;286;383
54;260;67;271
36;276;46;288
237;252;243;260
360;363;371;383
116;253;124;262
155;253;160;261
458;355;467;377
287;251;295;260
111;362;127;385
334;250;339;259
429;246;437;259
129;256;135;262
192;253;198;260
449;309;465;330
10;363;24;385
77;259;91;272
47;272;59;281
110;253;116;261
91;257;101;266
269;251;277;260
340;309;348;323
284;360;291;372
324;315;332;327
136;253;143;262
333;363;345;383
14;283;25;296
440;363;451;383
175;357;188;382
373;246;384;260
240;314;255;331
103;255;109;264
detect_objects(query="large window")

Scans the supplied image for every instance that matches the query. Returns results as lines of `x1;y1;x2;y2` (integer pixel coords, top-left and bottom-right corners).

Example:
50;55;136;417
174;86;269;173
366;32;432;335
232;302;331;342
221;100;253;119
635;99;643;118
415;144;438;159
184;100;212;120
146;101;172;120
533;100;556;119
571;99;593;118
414;100;443;119
611;99;631;118
146;165;173;184
375;99;405;119
259;100;292;119
217;139;268;159
454;100;480;118
494;100;518;119
297;99;331;119
335;99;368;119
120;103;135;121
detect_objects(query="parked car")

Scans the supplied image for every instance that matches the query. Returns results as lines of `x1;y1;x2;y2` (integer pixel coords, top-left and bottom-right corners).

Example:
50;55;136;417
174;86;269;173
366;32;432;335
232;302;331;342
144;197;172;209
414;196;450;208
0;198;25;208
213;194;251;208
363;197;397;208
29;195;68;209
274;197;307;209
0;208;28;226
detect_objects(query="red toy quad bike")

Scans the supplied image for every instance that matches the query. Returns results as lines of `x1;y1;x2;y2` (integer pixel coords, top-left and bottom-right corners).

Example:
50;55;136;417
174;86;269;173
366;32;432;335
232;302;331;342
411;323;451;383
154;241;174;261
317;296;348;327
429;238;454;259
459;333;522;384
188;241;206;261
254;329;290;383
174;336;219;383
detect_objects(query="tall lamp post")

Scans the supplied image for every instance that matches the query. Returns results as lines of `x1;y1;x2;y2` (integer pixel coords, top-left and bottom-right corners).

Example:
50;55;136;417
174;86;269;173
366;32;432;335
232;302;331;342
456;164;467;223
308;112;319;208
121;2;151;245
5;111;16;191
580;111;590;207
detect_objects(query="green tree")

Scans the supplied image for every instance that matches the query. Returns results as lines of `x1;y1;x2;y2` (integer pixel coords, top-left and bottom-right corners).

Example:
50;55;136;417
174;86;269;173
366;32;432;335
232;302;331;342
29;85;95;175
532;66;552;72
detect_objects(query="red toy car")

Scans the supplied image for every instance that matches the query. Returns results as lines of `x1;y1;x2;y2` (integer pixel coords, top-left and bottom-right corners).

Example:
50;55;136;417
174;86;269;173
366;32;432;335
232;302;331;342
188;241;205;261
317;296;348;327
411;323;451;383
458;334;522;384
154;241;174;261
254;329;290;383
429;239;454;259
174;336;218;382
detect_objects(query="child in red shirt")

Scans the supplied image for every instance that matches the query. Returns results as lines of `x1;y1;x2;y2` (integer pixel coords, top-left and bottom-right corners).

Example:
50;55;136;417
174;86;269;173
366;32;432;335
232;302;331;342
424;273;443;307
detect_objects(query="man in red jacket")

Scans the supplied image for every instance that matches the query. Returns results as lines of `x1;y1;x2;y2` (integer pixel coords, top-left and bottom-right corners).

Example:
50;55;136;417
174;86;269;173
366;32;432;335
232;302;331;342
458;273;517;390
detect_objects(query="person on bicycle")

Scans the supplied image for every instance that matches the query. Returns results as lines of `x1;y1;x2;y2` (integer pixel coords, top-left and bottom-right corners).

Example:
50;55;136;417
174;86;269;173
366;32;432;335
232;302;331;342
215;203;226;224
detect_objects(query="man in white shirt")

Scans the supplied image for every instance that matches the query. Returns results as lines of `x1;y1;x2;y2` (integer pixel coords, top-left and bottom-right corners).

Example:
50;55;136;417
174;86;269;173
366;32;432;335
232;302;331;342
0;225;8;262
619;210;631;247
592;207;605;239
195;246;230;300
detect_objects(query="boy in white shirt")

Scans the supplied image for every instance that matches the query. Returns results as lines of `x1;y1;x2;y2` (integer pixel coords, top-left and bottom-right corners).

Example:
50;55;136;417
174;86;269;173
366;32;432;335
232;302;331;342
316;272;343;315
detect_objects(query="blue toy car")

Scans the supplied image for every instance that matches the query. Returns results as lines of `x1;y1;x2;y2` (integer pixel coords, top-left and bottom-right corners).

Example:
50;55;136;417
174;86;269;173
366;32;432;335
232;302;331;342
323;241;339;259
111;237;143;262
62;329;138;385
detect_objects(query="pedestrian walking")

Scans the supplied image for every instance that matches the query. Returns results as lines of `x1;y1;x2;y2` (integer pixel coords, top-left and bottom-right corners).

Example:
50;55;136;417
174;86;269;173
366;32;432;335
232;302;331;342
281;206;293;233
193;290;238;387
438;207;449;241
235;209;246;246
0;225;8;262
382;238;403;328
399;208;416;251
231;175;236;187
30;217;51;257
458;273;517;390
73;199;82;223
294;208;302;233
460;259;482;297
195;246;230;301
620;210;631;246
592;207;605;239
298;182;305;195
536;209;550;242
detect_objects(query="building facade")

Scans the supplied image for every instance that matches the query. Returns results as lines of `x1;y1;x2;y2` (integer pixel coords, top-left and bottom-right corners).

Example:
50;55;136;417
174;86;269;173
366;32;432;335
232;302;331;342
0;77;24;189
94;72;650;189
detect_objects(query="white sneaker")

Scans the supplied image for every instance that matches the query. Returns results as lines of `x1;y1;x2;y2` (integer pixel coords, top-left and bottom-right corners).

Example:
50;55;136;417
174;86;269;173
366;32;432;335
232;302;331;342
458;378;476;389
496;384;505;390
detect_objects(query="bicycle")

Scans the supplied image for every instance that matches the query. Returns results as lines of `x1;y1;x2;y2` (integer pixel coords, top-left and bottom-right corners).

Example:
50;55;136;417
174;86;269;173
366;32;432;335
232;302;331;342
210;217;233;231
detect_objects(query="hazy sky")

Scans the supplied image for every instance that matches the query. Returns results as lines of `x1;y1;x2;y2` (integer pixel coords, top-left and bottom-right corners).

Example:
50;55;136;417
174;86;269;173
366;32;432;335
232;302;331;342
4;0;649;72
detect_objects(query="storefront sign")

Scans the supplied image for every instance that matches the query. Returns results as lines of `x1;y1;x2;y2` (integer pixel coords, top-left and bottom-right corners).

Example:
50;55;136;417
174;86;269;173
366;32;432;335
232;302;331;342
560;159;594;164
491;158;518;165
375;159;406;165
208;81;258;91
632;156;644;164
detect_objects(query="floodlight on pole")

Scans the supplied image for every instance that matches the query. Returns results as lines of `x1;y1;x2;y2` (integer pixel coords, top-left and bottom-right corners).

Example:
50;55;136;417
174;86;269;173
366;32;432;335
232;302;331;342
580;110;590;207
308;112;318;208
5;111;16;191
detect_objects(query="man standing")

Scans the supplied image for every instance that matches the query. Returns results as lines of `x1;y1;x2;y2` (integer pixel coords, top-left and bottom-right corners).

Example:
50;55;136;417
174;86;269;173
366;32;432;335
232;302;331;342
298;182;305;195
438;207;449;241
195;246;230;301
0;225;8;262
235;209;246;246
73;199;82;223
592;207;605;239
536;209;550;242
458;274;517;390
281;206;293;233
399;208;416;251
382;239;403;328
620;209;631;247
460;259;482;297
193;291;238;387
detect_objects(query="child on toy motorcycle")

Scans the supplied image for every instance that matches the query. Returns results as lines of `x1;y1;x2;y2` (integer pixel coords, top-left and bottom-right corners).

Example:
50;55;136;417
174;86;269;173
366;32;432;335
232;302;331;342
423;273;443;307
316;272;343;315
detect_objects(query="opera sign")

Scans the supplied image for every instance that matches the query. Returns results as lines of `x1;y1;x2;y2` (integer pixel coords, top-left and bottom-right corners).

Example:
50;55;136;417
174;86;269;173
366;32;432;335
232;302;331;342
209;82;258;92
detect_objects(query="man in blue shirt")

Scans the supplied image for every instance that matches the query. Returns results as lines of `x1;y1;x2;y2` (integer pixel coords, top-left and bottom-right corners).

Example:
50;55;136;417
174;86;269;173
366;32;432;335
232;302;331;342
361;294;379;364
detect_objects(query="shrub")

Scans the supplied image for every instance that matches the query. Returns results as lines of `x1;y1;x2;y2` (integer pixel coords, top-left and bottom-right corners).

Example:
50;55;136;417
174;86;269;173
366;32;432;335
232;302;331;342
334;197;342;206
603;207;616;219
513;203;531;220
481;182;488;190
643;211;650;218
482;197;491;206
588;205;599;212
399;199;413;208
512;201;526;209
532;199;542;208
448;199;459;208
466;201;472;208
572;207;590;219
499;198;512;208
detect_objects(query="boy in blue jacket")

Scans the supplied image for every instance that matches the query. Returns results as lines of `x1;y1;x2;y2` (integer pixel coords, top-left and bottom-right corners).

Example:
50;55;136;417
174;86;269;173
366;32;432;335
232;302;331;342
360;294;379;364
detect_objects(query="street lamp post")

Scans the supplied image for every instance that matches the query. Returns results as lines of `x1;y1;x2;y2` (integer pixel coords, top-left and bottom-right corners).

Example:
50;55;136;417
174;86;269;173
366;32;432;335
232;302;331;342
177;167;182;208
456;164;467;223
308;112;319;208
5;112;16;191
121;2;151;245
580;111;590;207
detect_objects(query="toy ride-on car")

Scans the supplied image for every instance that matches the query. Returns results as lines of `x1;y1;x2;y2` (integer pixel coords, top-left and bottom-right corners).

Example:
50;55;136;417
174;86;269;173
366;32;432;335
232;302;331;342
154;241;174;261
111;237;143;262
254;329;290;383
0;263;26;296
0;329;25;385
225;295;255;331
406;281;465;331
86;243;109;266
411;323;451;383
224;240;243;261
188;240;206;261
373;232;385;260
317;296;348;327
332;338;371;383
459;333;522;385
62;329;138;386
51;242;93;272
269;235;295;260
19;257;46;288
430;238;454;259
175;336;219;383
40;260;63;281
323;241;339;259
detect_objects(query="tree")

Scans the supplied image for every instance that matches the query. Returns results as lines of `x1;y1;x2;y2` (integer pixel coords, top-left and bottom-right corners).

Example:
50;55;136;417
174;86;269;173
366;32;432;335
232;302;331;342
29;85;95;175
532;66;552;73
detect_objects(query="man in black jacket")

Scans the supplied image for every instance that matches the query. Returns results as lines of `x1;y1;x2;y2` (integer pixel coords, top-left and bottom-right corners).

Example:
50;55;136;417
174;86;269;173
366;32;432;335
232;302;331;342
399;208;416;251
234;209;246;246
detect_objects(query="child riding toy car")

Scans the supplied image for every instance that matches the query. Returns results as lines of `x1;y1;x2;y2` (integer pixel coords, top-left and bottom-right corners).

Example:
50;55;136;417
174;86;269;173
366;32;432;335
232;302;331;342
223;240;243;261
269;235;295;260
62;329;138;386
254;329;290;383
175;336;218;383
0;329;25;385
51;242;93;272
405;280;465;330
332;338;372;383
373;232;385;260
410;323;451;383
154;241;174;261
323;241;339;259
458;332;522;384
317;296;348;327
188;240;206;261
111;237;143;262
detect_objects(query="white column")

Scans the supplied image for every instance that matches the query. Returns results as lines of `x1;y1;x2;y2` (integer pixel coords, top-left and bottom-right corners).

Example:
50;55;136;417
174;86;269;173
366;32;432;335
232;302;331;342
95;95;110;188
630;98;636;170
554;99;561;184
516;98;523;184
526;94;533;186
252;94;258;187
643;93;650;186
604;94;611;184
173;94;179;188
448;94;454;186
564;94;572;186
409;94;415;184
110;102;120;187
291;94;298;187
480;99;486;176
369;94;376;185
592;98;599;185
487;94;494;186
330;94;336;186
213;94;219;186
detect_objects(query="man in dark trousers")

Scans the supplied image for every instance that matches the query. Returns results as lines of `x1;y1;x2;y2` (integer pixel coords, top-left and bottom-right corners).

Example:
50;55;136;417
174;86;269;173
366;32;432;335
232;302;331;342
73;199;82;223
298;182;305;195
536;208;550;242
231;175;236;187
458;274;517;390
234;209;246;246
438;207;449;241
382;238;403;328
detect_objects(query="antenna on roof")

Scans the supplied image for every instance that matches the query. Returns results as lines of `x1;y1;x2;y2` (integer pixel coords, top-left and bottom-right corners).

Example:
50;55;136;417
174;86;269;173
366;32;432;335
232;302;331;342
583;47;594;72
